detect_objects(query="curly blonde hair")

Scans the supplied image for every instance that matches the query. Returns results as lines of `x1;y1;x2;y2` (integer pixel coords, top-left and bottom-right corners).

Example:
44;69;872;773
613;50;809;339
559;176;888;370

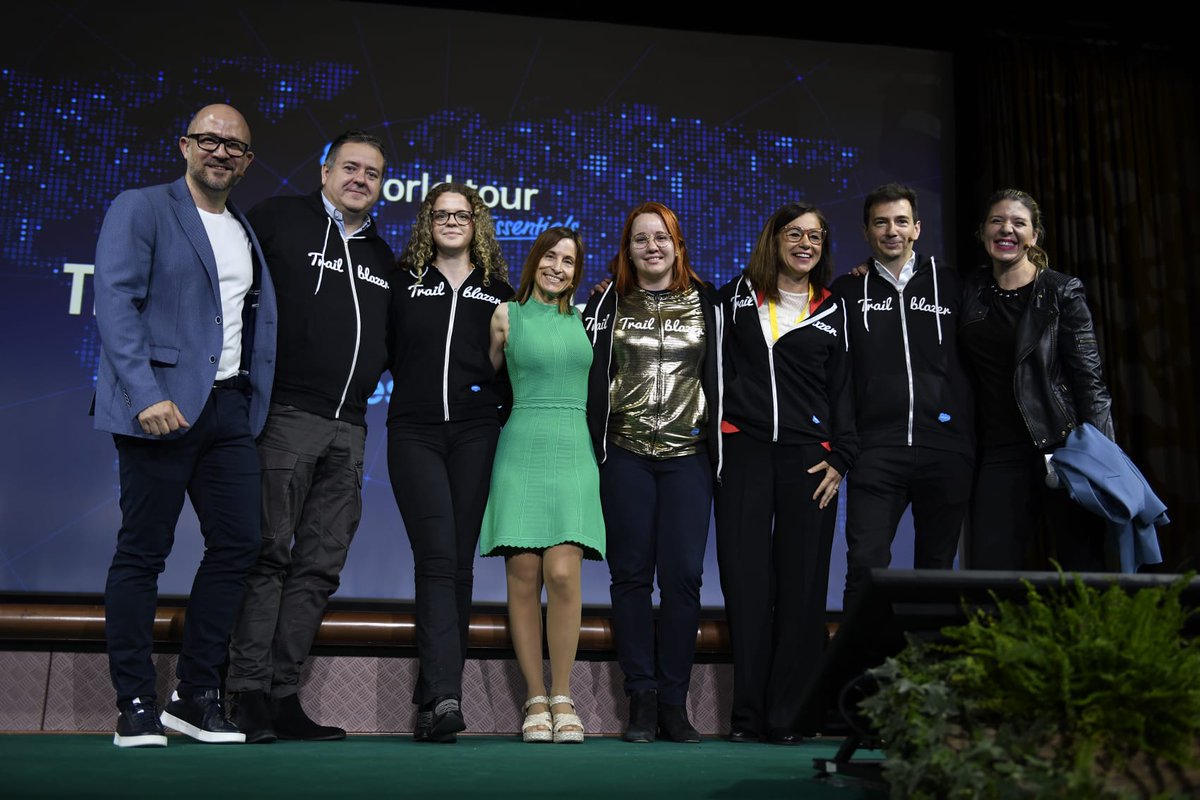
398;183;509;286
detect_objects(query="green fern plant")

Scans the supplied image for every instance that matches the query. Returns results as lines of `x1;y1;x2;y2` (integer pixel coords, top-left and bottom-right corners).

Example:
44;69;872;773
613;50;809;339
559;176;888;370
859;574;1200;799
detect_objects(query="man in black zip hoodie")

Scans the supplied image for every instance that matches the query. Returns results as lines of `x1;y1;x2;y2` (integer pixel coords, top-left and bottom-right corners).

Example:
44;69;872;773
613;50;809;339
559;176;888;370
226;131;396;742
829;184;973;612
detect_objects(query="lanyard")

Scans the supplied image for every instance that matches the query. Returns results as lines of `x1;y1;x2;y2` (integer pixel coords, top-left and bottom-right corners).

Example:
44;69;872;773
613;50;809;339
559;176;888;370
767;285;813;341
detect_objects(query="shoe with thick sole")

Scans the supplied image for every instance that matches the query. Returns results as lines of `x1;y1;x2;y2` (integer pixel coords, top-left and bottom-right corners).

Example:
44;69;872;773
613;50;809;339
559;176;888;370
113;696;167;748
160;690;245;744
549;695;584;744
521;696;552;743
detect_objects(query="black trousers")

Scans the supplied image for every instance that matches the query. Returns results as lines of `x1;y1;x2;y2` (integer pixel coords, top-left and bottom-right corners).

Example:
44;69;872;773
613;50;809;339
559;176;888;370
967;441;1106;571
105;388;261;704
387;417;500;705
601;444;712;705
715;434;837;736
227;404;366;698
842;445;972;611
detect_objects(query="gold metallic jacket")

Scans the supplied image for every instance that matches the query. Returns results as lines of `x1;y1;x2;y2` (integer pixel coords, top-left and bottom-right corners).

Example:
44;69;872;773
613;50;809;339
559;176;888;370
607;286;707;458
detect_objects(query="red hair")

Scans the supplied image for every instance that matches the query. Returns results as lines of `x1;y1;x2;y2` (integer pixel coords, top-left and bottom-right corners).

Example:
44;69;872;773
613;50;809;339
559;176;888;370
610;202;701;295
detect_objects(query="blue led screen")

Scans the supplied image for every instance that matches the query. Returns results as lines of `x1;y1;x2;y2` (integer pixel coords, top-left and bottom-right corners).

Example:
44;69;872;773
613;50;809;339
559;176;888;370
0;3;952;609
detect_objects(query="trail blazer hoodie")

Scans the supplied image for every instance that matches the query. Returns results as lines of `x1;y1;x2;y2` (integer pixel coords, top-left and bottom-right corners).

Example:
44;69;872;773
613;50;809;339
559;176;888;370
829;254;973;459
719;272;858;478
582;278;723;470
388;265;515;425
247;191;395;427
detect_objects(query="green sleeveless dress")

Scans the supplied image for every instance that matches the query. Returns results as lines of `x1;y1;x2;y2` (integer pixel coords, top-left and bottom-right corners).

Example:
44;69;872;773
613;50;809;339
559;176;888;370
479;298;605;560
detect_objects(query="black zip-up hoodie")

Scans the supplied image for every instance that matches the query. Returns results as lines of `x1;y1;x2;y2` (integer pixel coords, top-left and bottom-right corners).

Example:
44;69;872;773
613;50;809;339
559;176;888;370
247;192;395;427
829;254;973;458
719;272;857;477
582;278;723;470
388;265;514;424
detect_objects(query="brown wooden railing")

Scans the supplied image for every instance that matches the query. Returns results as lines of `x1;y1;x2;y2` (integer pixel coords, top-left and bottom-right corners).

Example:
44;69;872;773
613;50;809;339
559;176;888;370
0;603;738;653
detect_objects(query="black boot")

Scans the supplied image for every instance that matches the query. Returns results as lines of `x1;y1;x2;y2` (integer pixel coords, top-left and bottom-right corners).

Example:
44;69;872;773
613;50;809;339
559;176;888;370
229;690;277;744
624;690;657;743
658;703;701;743
271;694;346;741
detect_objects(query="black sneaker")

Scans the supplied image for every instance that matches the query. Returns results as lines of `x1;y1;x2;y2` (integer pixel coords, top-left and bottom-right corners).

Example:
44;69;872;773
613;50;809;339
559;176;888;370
271;694;345;741
160;689;245;743
425;696;465;743
413;710;434;742
229;690;277;744
113;696;167;748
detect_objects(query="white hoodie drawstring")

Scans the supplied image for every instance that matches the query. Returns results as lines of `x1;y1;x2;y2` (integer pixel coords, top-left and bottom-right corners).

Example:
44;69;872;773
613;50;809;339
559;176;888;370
930;256;943;345
861;273;871;332
314;217;333;295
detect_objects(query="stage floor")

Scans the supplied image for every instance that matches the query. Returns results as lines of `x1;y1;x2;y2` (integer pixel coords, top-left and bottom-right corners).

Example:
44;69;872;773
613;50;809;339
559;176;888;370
1;733;887;799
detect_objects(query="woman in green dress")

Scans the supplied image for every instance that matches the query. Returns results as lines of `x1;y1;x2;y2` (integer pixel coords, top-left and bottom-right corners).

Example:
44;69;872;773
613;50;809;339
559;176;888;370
481;226;604;744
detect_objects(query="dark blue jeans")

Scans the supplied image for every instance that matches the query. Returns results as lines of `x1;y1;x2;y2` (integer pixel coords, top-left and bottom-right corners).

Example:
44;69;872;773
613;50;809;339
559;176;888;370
106;388;261;705
601;444;712;705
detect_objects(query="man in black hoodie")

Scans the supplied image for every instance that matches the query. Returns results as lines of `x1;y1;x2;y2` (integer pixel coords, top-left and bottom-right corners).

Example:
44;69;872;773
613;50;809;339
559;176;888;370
830;184;973;612
226;131;396;742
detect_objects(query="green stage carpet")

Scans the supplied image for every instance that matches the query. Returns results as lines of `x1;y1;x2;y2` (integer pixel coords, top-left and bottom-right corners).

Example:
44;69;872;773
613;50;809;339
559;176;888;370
1;734;886;799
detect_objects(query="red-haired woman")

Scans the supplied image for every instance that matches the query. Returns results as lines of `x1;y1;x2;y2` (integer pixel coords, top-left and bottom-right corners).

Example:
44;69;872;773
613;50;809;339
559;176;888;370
581;202;719;743
480;227;604;744
716;202;856;744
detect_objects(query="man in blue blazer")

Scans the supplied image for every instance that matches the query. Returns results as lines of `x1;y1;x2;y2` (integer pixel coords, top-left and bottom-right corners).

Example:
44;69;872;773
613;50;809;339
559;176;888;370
93;103;277;747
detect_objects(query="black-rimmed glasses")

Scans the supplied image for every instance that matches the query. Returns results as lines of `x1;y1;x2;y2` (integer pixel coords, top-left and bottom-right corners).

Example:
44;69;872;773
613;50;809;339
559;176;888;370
186;133;251;158
432;210;474;226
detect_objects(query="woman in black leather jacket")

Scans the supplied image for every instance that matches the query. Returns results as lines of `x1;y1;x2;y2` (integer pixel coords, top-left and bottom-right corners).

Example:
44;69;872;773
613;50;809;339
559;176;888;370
959;189;1114;571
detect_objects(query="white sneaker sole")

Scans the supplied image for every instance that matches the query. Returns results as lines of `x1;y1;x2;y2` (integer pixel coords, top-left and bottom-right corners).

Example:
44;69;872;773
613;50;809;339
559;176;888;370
160;711;246;744
112;732;167;748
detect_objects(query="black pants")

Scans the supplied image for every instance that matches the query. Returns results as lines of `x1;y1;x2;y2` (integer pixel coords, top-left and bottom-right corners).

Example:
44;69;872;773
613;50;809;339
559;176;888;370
601;444;712;705
387;417;500;705
105;388;261;704
715;434;837;736
967;441;1106;571
227;404;366;698
842;445;972;611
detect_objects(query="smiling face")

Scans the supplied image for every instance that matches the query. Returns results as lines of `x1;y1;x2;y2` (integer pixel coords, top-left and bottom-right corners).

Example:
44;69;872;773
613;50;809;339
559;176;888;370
865;199;920;267
430;192;474;257
180;104;253;200
533;236;578;303
321;141;383;220
629;212;676;291
982;199;1038;269
777;212;824;286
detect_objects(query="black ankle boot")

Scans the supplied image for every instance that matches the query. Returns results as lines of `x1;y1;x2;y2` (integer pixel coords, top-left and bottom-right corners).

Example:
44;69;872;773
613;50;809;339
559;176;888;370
271;694;345;741
229;690;276;744
624;690;657;743
658;703;701;743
